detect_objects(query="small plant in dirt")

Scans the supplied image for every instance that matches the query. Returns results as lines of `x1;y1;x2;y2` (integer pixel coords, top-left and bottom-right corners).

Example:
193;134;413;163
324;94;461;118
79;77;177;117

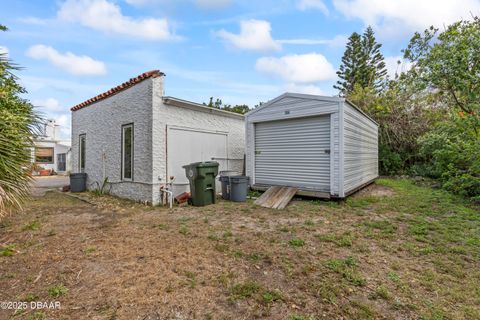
179;225;189;235
262;290;284;304
23;293;39;302
28;311;46;320
317;233;354;247
325;257;366;286
91;177;111;196
22;220;41;231
154;223;168;230
370;285;391;300
387;271;400;282
289;238;305;247
363;219;397;238
84;246;96;254
48;284;68;297
288;315;315;320
230;281;262;300
0;244;15;256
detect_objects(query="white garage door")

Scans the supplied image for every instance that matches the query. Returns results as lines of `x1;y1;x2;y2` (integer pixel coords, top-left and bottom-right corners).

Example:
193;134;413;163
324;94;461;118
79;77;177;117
254;115;331;192
168;127;227;196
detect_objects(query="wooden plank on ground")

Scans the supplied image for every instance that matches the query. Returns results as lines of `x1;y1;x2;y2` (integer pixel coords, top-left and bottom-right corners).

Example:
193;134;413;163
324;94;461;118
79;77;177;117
254;186;281;206
254;186;297;209
262;186;285;208
273;187;298;209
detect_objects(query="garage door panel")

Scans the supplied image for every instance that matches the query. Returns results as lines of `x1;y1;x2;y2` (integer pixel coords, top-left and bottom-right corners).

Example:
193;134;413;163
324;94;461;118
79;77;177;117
168;127;227;196
254;116;330;191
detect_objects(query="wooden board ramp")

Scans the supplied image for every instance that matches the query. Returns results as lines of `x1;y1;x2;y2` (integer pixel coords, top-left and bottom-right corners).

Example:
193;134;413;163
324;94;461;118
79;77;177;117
254;186;298;209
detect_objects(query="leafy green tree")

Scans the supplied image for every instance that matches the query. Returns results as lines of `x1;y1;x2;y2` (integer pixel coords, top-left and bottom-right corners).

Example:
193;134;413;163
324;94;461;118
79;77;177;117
0;25;40;215
204;97;250;115
404;18;480;121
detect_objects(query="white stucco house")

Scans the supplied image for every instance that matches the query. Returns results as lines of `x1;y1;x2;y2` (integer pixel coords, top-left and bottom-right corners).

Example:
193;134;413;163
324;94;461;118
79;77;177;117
32;119;71;174
70;70;245;205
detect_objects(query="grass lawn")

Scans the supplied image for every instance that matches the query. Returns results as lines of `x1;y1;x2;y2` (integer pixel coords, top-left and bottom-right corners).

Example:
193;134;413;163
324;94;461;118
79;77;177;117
0;178;479;319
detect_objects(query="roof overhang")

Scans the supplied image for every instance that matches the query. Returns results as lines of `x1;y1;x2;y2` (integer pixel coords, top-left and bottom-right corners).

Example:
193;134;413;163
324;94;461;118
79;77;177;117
162;96;245;120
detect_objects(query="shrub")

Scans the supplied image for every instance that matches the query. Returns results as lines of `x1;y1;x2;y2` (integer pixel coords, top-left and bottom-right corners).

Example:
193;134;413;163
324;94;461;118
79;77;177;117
418;114;480;202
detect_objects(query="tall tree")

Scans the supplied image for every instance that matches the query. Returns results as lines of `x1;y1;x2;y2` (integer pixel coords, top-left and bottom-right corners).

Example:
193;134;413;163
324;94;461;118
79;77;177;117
0;25;40;215
334;26;387;95
361;26;387;91
334;32;363;95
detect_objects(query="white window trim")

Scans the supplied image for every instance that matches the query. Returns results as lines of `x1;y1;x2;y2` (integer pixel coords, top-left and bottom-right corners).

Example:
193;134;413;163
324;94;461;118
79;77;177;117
121;124;134;181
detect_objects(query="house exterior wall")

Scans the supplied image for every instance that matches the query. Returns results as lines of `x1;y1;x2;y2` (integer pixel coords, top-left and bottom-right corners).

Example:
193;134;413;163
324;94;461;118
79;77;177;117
341;101;379;195
71;76;245;205
245;94;341;196
71;79;155;203
32;141;70;173
151;78;245;204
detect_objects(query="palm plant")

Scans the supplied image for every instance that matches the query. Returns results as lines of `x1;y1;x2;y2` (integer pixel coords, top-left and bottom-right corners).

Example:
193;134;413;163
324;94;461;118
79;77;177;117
0;25;42;215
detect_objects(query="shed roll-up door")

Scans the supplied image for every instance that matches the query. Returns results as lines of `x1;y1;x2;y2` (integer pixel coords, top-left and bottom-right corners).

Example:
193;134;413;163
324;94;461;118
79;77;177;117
254;115;331;191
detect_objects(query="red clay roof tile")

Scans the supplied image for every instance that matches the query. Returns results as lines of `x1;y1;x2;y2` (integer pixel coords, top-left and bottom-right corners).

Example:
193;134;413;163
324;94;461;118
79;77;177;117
70;70;164;111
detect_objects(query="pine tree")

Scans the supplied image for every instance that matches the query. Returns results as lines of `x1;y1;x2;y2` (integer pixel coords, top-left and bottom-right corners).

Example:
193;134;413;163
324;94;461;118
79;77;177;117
361;26;387;91
334;26;387;95
334;32;364;96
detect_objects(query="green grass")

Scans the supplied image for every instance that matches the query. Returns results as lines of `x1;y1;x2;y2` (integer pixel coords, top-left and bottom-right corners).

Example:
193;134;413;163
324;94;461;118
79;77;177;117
0;244;16;257
48;284;68;297
22;220;41;231
325;257;366;286
317;232;354;247
230;281;262;300
84;246;96;254
288;238;305;247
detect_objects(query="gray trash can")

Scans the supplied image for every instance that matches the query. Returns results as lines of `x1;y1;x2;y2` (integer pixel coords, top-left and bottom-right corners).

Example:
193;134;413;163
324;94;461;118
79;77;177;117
230;176;249;202
219;171;237;200
70;173;87;192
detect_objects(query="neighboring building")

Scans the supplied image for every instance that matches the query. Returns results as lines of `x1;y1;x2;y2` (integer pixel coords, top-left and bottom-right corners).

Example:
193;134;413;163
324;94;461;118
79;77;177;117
70;70;245;205
245;93;379;198
32;119;71;174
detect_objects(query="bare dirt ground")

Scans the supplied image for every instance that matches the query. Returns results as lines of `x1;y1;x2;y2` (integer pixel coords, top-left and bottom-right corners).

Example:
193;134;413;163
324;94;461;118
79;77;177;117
0;179;479;320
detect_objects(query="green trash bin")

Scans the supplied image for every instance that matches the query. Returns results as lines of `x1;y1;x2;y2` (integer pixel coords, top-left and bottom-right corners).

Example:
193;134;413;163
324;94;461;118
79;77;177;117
183;161;219;206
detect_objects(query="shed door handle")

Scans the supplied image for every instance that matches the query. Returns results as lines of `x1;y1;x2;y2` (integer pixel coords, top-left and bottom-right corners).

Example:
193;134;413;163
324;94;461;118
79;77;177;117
324;149;331;154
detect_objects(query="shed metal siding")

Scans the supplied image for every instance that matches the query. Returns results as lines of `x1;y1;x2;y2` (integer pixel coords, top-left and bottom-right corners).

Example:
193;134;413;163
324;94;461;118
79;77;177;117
254;116;331;191
342;102;379;194
246;94;341;195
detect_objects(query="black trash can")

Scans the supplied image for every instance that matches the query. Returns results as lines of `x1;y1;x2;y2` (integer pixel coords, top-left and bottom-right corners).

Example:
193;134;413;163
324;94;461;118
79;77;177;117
70;173;87;192
229;176;249;202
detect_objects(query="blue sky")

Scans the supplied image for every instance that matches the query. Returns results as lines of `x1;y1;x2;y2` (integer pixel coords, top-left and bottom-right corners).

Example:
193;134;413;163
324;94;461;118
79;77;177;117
1;0;479;139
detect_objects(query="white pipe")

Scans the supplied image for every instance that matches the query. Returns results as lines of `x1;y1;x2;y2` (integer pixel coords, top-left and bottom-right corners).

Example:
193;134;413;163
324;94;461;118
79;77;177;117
160;188;173;209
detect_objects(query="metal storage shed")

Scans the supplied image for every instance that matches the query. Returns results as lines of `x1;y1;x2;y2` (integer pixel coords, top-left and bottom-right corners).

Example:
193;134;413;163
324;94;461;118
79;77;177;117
245;93;379;198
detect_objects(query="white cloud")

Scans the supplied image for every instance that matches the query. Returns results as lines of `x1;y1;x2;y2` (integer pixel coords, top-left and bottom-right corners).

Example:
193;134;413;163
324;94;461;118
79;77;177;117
215;20;281;52
384;55;412;78
58;0;178;41
195;0;232;9
26;45;107;76
256;53;336;83
54;114;72;140
32;98;66;113
285;83;324;95
0;46;8;58
333;0;480;34
278;34;347;47
297;0;329;14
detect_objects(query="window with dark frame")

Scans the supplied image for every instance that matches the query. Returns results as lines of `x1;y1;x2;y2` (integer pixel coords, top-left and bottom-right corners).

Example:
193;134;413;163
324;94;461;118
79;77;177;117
79;134;86;173
122;124;133;180
35;147;54;164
